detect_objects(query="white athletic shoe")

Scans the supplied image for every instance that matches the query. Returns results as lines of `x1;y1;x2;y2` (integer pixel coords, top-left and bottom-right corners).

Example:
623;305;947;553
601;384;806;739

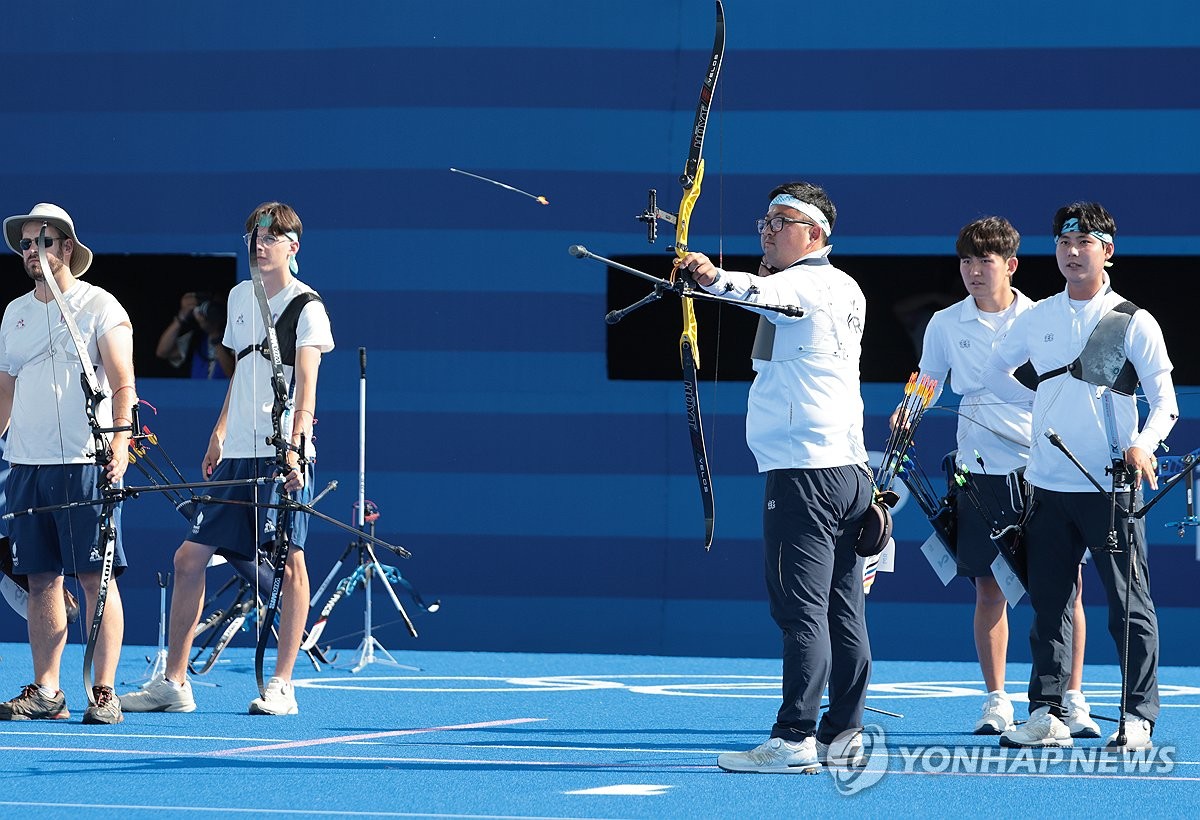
816;729;866;767
717;736;821;774
249;676;298;715
1104;715;1153;752
119;675;196;713
1000;706;1072;748
1064;690;1101;738
973;690;1015;734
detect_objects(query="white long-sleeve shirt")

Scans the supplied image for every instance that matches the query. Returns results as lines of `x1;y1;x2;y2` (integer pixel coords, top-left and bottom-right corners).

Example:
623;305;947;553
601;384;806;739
701;249;867;472
981;279;1177;492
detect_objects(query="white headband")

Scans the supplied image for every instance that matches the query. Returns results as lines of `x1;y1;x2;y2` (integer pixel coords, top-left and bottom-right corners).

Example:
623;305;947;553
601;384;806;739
770;194;832;237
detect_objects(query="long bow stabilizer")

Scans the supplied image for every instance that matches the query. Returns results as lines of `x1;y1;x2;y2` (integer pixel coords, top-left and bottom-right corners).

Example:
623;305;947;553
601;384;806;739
34;224;135;707
573;245;803;320
1160;449;1200;536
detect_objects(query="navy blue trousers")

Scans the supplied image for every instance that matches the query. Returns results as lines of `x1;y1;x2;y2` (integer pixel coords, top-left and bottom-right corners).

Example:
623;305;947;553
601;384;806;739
1023;486;1159;724
763;465;873;743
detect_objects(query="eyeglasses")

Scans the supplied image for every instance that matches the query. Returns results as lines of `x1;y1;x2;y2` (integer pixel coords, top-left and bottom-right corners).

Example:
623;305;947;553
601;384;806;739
19;236;63;251
756;216;816;234
242;232;291;248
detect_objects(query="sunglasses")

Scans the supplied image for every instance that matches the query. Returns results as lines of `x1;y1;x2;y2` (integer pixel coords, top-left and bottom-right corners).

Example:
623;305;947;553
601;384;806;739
19;236;64;251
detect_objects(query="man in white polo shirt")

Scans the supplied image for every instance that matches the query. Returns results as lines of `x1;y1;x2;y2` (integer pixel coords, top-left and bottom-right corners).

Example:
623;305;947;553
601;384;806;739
897;216;1098;738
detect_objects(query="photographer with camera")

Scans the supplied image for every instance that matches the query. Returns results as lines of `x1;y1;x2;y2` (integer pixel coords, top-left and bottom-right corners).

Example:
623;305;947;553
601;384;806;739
156;291;233;379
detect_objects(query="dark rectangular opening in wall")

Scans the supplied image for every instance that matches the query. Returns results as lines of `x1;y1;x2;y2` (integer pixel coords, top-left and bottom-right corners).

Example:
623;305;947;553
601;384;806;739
1;253;238;379
607;254;1198;384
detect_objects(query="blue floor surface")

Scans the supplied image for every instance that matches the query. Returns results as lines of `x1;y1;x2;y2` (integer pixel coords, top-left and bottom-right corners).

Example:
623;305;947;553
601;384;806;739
1;642;1198;818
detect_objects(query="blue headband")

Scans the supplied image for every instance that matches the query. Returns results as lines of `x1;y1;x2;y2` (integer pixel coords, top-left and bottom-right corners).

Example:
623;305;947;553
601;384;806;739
1058;217;1112;244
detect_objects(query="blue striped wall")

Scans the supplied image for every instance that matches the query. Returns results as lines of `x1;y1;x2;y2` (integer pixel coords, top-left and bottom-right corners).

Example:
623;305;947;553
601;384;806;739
1;1;1198;664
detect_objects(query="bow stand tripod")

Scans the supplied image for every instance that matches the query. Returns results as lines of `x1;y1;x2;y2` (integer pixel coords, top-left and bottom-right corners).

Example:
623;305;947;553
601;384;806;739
303;348;438;672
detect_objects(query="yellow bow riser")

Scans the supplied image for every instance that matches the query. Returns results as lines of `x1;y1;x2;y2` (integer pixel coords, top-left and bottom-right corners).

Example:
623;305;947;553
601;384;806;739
675;158;705;370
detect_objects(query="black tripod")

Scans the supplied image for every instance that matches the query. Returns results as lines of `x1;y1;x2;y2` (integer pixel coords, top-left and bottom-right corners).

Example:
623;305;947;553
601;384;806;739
303;348;437;672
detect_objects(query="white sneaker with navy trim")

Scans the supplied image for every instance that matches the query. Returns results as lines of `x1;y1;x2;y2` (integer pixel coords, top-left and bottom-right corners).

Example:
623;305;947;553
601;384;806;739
1000;706;1072;748
817;729;866;767
1064;690;1101;738
973;690;1015;734
717;736;821;774
1104;714;1153;752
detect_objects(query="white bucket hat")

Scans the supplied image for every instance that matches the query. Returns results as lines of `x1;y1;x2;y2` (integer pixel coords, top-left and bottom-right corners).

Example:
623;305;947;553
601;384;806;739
3;202;93;276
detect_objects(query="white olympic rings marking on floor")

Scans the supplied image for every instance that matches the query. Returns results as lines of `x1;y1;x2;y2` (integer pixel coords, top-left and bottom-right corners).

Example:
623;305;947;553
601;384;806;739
293;675;1200;702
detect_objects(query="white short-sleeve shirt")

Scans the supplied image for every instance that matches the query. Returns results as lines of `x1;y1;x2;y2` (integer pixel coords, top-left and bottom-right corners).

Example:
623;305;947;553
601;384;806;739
0;281;130;464
220;278;334;460
918;289;1035;474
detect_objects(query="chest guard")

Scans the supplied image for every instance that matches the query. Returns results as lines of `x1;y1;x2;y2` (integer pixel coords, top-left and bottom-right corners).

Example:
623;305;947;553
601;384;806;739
750;257;849;362
236;292;323;367
1037;300;1139;396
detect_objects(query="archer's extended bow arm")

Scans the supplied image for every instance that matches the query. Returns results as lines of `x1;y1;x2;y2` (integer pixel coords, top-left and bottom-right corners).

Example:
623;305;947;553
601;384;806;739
569;245;804;321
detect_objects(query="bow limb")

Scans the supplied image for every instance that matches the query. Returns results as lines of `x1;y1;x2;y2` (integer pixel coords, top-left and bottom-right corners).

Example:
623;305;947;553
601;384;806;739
674;1;724;551
676;162;714;550
246;222;296;699
34;225;133;706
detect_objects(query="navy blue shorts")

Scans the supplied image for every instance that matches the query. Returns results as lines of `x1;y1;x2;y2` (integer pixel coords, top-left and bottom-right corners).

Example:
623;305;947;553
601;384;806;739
6;464;127;577
187;457;311;561
955;472;1023;578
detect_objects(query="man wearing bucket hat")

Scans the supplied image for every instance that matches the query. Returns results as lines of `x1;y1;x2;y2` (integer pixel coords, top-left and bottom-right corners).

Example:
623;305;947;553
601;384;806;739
0;203;136;725
677;181;873;774
121;201;333;717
